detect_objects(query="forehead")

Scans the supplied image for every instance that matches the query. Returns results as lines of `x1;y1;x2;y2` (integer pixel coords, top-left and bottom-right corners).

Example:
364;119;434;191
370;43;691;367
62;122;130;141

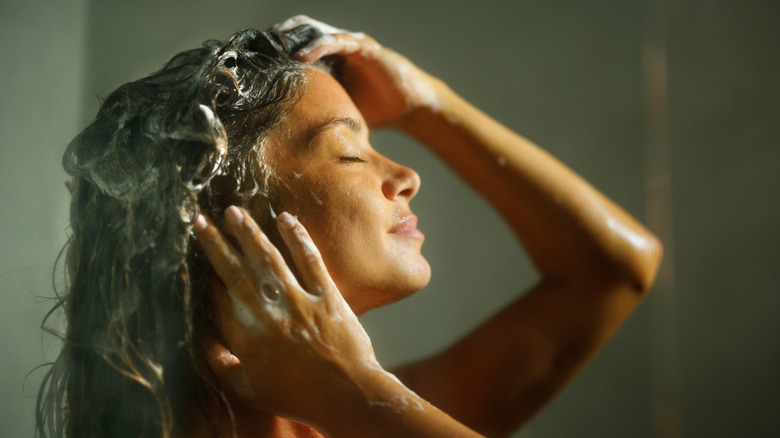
262;68;366;161
285;68;364;133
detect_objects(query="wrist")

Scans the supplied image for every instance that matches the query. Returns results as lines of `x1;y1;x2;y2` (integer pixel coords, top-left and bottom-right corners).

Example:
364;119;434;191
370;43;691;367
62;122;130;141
396;73;450;128
394;78;468;146
314;366;421;437
318;366;482;438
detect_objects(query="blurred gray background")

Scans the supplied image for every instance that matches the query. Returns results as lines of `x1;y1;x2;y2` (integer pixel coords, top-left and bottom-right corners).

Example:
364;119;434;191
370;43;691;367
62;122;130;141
2;0;777;437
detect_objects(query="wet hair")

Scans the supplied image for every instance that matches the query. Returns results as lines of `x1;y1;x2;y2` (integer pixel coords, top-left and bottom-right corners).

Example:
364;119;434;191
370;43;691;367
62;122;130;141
36;25;326;438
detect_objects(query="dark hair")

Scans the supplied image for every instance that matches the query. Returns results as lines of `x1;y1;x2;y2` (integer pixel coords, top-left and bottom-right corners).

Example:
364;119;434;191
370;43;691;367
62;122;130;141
36;25;325;438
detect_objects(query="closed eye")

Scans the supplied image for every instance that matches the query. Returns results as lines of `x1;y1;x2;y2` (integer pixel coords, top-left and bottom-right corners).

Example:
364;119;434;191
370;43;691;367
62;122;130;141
339;157;366;163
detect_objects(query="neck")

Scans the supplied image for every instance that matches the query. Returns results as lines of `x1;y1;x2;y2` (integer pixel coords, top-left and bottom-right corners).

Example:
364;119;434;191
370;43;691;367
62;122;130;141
188;400;325;438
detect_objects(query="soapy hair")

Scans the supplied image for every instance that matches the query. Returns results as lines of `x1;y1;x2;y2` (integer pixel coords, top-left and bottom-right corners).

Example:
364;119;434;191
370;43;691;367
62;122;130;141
35;25;325;438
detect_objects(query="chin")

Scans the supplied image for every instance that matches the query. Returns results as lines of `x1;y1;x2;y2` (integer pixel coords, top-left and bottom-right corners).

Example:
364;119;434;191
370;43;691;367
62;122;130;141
349;260;431;316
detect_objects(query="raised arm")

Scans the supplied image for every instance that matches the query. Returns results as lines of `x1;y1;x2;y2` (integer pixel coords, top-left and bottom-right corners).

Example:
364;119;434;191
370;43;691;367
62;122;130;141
282;16;662;436
394;81;662;435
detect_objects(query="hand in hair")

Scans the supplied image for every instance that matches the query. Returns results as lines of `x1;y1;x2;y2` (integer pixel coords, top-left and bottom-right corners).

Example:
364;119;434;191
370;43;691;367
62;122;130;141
276;15;441;129
192;206;378;424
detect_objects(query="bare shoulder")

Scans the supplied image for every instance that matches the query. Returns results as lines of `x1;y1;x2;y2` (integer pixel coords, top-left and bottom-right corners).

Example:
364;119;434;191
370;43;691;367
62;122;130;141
270;417;326;438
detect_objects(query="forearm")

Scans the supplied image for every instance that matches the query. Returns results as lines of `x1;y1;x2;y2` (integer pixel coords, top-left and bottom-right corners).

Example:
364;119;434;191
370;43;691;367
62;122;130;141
315;369;483;438
390;76;663;434
396;77;661;288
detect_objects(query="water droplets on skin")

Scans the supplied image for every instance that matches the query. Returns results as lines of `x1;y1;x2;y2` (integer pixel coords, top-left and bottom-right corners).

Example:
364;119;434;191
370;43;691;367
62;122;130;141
307;324;336;350
368;394;424;414
261;283;281;302
298;328;312;342
367;369;426;413
292;221;322;261
228;282;289;336
308;186;324;205
395;62;441;113
297;35;334;57
228;289;263;333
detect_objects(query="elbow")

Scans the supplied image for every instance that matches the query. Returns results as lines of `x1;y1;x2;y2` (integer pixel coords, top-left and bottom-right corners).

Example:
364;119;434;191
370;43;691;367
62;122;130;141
622;231;663;295
583;229;663;296
540;223;664;296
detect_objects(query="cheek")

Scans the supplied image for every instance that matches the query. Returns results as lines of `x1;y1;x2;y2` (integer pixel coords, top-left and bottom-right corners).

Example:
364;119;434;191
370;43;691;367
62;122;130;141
320;185;385;251
311;183;389;270
281;174;378;242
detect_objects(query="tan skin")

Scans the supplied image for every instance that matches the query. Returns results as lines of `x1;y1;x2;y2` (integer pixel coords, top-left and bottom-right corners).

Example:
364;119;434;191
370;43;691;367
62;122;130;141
192;16;662;438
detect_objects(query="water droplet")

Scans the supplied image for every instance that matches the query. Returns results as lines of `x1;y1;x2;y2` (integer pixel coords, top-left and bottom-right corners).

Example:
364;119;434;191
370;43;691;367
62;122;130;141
261;283;281;302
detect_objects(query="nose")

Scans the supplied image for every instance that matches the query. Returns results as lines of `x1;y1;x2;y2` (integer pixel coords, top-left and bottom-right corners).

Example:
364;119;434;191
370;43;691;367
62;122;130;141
382;159;421;201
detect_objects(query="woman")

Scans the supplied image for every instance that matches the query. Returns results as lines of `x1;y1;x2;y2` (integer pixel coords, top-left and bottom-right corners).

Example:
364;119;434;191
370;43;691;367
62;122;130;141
37;16;662;438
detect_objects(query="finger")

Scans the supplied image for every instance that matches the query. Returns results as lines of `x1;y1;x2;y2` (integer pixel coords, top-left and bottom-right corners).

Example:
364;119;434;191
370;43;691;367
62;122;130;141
223;206;301;292
203;333;241;370
275;213;355;319
204;274;227;324
275;14;344;34
204;272;266;346
296;33;373;63
193;214;272;334
192;213;255;299
202;334;261;403
275;212;335;297
202;332;244;390
274;14;309;31
205;274;245;338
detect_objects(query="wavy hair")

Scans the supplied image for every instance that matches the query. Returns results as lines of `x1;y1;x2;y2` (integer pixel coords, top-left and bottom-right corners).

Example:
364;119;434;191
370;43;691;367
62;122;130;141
36;25;326;438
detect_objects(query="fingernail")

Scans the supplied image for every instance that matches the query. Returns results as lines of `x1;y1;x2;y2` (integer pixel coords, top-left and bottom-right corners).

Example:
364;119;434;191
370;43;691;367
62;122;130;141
295;44;317;59
294;49;309;60
225;206;244;226
193;214;207;232
277;211;296;229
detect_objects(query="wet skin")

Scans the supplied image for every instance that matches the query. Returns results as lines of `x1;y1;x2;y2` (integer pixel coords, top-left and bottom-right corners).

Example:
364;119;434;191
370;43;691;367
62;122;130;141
194;16;663;437
260;69;431;315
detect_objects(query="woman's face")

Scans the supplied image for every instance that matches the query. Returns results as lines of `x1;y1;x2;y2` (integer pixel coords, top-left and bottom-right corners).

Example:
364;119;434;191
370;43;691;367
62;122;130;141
261;68;430;315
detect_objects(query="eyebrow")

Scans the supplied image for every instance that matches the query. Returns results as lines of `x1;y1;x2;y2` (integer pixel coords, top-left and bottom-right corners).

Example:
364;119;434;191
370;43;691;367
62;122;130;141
309;117;364;142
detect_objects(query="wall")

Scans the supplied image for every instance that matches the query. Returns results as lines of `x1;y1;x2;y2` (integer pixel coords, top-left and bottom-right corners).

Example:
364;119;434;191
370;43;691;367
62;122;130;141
0;1;87;437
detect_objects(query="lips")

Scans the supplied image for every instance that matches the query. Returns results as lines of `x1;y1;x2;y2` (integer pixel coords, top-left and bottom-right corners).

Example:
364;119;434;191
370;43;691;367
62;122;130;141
389;214;424;239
